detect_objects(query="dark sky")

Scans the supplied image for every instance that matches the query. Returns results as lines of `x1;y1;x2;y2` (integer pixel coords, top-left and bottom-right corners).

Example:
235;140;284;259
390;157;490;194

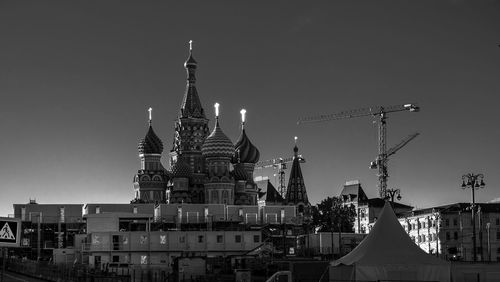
1;0;499;216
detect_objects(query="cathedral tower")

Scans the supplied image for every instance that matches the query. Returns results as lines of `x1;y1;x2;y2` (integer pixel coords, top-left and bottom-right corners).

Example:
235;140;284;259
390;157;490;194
233;109;260;205
170;41;209;178
201;103;235;204
133;108;169;204
284;139;310;214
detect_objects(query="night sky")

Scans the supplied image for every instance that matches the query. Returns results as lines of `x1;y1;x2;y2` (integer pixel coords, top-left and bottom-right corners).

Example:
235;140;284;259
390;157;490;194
1;1;499;216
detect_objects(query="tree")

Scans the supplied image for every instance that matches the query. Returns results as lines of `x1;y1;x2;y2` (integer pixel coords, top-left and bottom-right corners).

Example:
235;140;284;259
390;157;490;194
311;196;356;233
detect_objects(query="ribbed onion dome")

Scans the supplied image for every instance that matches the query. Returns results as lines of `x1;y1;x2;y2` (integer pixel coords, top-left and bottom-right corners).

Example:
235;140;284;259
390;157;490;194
202;119;234;158
138;125;164;154
171;159;193;179
233;129;260;164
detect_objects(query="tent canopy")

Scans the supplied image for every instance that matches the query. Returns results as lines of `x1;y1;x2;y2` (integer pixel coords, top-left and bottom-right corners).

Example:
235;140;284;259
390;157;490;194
331;201;450;282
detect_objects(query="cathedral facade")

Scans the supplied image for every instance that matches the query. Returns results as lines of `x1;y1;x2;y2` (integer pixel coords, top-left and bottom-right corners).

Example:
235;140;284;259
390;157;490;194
132;44;309;212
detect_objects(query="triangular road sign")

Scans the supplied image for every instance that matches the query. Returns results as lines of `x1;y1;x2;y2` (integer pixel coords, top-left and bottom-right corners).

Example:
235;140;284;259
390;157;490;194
0;222;15;240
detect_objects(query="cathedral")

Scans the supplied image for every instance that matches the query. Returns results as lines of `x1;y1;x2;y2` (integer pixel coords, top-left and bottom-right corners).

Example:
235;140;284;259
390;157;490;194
132;43;310;213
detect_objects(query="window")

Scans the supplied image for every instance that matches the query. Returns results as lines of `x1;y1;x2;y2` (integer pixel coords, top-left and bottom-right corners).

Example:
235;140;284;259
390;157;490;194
141;255;148;265
235;235;242;243
453;218;457;226
179;236;185;243
160;235;166;245
445;219;449;227
446;232;450;240
140;235;148;245
96;206;101;214
59;207;65;223
453;231;458;240
254;235;260;243
112;256;119;263
497;232;500;240
217;235;223;243
198;235;204;243
422;235;426;242
496;218;500;225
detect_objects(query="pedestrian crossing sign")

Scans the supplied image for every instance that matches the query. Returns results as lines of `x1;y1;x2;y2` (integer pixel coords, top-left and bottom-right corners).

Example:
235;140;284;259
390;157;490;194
0;217;21;247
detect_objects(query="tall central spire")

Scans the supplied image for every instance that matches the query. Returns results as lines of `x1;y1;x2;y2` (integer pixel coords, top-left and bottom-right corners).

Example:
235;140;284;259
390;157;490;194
180;40;205;118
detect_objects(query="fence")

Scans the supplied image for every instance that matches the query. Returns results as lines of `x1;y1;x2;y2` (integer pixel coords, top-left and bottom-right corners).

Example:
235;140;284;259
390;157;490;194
6;258;131;282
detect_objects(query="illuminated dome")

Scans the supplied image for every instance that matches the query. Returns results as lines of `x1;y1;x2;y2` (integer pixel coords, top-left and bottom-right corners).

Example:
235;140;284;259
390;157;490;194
202;119;234;159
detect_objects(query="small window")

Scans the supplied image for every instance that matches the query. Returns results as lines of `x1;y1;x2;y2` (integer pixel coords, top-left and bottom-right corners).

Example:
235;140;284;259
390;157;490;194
235;235;242;243
497;232;500;240
453;218;457;226
445;219;449;227
179;236;185;243
446;232;450;241
496;218;500;225
141;255;148;265
112;256;119;263
160;235;166;245
217;235;223;243
453;232;458;240
140;235;148;245
253;235;260;243
198;235;204;243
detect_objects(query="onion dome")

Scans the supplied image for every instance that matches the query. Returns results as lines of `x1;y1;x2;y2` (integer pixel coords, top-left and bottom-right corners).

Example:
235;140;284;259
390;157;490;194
234;129;260;163
138;125;163;155
171;159;193;179
202;119;234;158
233;109;260;163
202;103;234;158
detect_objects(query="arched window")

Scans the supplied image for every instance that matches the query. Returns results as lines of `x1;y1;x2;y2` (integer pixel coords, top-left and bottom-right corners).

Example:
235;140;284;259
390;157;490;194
298;205;304;213
212;191;219;203
222;190;229;204
152;175;162;182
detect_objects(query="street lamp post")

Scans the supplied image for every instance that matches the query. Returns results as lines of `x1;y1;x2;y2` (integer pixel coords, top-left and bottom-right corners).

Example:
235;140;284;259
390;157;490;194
385;188;402;203
461;173;486;262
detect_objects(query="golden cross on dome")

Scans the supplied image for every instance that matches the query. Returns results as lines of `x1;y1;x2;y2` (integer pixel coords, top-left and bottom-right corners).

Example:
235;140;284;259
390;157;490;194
148;107;152;123
189;40;193;51
214;102;220;117
240;109;246;128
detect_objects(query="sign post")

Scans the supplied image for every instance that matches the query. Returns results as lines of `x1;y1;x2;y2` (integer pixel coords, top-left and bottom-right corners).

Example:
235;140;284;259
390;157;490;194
0;217;21;282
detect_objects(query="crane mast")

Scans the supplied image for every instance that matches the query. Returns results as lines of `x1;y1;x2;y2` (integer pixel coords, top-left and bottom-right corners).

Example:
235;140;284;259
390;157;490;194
298;104;419;199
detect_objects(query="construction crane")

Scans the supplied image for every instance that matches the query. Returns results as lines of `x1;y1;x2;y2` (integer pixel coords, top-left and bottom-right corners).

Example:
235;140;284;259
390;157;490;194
255;154;306;198
298;104;419;199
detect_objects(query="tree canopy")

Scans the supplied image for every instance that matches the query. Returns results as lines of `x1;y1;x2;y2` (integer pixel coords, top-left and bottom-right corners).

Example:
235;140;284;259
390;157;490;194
311;196;356;233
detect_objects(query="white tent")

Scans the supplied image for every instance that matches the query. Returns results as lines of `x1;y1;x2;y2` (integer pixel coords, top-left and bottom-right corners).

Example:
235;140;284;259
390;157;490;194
330;202;450;282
